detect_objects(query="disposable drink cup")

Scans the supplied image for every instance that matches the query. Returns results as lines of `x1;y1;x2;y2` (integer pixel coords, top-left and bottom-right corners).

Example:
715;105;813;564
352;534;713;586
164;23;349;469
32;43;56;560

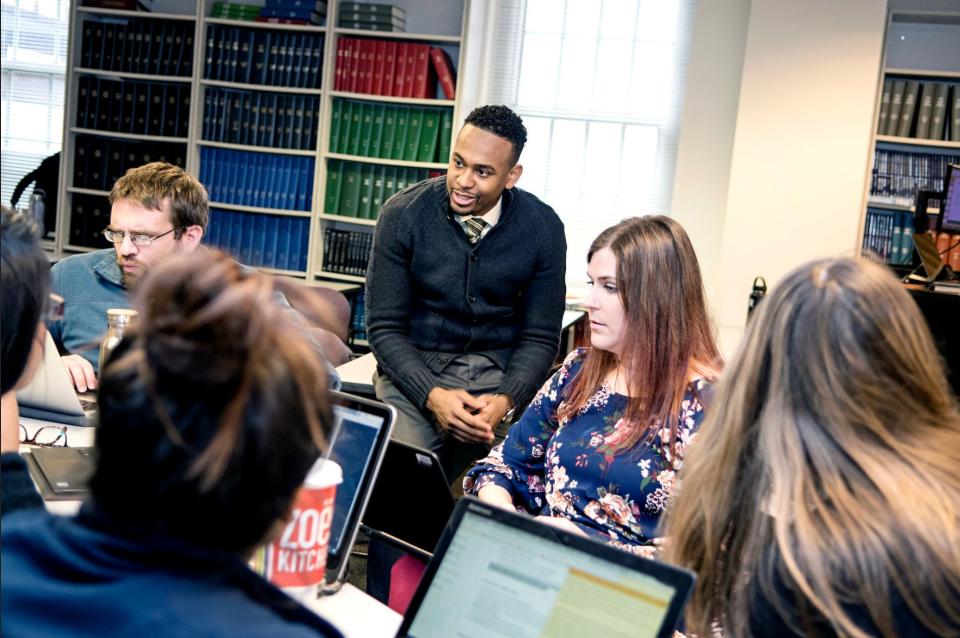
250;458;342;601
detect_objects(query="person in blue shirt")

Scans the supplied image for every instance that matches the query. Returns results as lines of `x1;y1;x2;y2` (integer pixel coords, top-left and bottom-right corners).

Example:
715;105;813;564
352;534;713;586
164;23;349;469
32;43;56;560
49;162;207;391
50;161;341;392
465;216;722;556
2;249;344;637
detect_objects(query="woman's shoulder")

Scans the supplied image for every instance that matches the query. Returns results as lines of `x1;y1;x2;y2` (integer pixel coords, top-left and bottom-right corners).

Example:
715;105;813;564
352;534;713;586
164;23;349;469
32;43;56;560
555;347;590;383
560;346;589;368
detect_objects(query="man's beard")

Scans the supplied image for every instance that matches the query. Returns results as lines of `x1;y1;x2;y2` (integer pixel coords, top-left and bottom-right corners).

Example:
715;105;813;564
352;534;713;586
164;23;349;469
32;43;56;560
117;257;143;288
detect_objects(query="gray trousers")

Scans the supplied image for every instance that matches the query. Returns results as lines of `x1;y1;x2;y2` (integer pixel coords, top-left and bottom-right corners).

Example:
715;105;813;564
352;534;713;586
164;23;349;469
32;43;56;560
374;353;511;483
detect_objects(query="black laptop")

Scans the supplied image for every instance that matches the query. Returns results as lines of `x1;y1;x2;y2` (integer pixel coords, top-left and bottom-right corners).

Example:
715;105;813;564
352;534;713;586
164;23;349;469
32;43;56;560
24;445;97;501
396;498;696;638
362;439;455;560
323;391;396;588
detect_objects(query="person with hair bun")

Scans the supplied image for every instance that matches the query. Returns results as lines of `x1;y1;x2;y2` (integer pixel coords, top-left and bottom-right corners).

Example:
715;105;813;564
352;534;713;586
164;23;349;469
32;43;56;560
1;205;52;516
663;257;960;637
465;216;722;555
2;249;344;637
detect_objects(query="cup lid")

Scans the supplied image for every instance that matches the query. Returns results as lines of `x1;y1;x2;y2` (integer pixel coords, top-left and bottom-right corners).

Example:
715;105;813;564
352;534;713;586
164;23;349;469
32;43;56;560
303;458;342;488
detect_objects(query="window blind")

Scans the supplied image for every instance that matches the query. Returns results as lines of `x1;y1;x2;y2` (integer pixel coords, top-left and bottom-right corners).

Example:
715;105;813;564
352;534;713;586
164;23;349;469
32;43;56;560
485;0;696;289
1;0;70;211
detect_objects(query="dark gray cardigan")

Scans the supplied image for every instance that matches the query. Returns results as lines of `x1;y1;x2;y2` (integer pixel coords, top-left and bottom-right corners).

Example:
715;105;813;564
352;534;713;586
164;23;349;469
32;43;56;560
365;176;566;409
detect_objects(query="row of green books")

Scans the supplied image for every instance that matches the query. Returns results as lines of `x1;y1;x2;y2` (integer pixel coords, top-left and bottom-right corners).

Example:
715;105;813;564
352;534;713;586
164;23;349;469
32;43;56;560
329;98;453;164
210;2;261;20
324;159;434;219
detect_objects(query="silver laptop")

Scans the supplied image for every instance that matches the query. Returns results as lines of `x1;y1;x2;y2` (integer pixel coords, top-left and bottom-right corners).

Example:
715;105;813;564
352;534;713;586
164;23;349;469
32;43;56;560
17;332;98;426
397;498;696;638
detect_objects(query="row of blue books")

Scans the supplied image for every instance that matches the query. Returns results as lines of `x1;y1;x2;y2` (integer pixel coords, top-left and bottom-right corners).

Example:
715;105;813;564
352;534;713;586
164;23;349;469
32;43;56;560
199;147;314;211
862;209;914;265
259;0;327;24
77;76;190;138
202;87;319;150
205;25;324;88
75;134;185;193
206;209;309;272
81;18;194;77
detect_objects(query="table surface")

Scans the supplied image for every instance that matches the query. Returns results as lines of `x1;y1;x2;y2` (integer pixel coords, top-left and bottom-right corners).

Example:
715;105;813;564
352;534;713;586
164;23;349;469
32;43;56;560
17;417;402;637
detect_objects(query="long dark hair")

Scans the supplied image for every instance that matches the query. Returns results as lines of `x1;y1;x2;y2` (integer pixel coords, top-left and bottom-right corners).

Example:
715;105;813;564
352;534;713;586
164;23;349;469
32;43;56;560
558;216;721;457
90;249;333;552
663;258;960;637
1;206;49;394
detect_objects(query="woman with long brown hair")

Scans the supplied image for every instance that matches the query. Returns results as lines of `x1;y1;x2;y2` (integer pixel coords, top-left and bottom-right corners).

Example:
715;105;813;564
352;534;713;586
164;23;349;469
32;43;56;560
464;215;722;554
663;257;960;637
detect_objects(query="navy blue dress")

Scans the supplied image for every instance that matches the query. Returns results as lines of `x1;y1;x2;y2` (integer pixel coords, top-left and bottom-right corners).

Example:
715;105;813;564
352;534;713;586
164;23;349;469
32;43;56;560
464;348;710;556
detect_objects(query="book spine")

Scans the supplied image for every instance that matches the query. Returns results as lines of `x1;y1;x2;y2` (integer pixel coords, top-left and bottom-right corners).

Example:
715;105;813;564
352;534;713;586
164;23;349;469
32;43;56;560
914;82;935;140
885;80;905;136
895;80;920;138
430;47;456;100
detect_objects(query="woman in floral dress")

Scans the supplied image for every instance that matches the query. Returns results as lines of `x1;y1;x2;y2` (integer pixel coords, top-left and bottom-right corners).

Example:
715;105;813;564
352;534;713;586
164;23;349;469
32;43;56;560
464;215;722;556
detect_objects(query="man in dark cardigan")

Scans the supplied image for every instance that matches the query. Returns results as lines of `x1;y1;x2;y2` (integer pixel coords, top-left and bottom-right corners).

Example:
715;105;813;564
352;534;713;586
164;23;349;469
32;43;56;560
365;105;567;480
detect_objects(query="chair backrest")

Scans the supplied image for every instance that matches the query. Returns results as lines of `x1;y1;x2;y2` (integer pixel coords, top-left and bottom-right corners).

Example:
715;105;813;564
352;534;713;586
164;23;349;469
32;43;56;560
281;280;353;366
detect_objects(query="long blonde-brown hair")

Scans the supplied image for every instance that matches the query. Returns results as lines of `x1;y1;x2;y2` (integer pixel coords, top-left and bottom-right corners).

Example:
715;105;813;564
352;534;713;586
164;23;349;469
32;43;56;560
663;257;960;637
557;216;721;456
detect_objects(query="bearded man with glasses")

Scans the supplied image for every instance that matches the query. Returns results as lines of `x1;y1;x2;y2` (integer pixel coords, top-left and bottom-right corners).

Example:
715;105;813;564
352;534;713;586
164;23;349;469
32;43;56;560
48;162;208;392
49;162;342;393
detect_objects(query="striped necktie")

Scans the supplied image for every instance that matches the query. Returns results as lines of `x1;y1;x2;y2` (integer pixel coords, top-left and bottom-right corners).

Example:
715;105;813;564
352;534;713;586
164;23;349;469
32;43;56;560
463;217;487;245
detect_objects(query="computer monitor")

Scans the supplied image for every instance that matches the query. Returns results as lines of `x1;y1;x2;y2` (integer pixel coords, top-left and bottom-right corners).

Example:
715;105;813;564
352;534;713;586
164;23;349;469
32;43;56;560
938;163;960;234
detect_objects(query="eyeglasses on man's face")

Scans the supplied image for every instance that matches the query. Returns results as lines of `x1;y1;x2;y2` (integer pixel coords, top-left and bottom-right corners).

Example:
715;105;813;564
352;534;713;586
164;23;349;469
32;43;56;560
44;293;64;323
19;424;68;448
102;227;177;247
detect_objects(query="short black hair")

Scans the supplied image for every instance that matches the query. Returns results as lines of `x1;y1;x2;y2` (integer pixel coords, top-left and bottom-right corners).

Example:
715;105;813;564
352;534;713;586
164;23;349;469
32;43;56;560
464;105;527;165
1;206;49;394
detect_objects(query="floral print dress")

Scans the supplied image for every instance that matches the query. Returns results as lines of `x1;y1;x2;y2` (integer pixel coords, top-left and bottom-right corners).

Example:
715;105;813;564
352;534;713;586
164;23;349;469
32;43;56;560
463;348;710;556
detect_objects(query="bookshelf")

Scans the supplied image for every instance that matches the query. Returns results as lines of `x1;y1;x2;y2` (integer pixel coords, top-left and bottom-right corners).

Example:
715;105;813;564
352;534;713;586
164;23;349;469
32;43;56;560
57;1;198;256
52;0;469;344
860;11;960;268
312;3;467;284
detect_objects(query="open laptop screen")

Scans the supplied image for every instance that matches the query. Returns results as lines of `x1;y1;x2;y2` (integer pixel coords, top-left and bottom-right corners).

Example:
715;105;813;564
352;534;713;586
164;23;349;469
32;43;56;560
324;391;394;585
401;499;693;638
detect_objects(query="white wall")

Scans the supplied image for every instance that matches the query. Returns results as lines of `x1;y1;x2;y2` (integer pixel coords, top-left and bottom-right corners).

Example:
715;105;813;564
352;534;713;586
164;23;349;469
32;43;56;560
670;0;751;313
676;0;888;357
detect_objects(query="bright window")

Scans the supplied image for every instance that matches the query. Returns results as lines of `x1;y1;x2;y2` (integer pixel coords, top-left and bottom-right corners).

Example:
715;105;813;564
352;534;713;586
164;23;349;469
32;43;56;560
1;0;70;212
485;0;695;288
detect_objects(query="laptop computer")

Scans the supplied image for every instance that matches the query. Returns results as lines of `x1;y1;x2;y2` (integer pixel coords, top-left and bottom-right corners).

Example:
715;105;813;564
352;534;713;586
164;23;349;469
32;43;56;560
24;446;97;501
323;391;396;589
362;439;455;560
17;332;98;426
397;498;696;638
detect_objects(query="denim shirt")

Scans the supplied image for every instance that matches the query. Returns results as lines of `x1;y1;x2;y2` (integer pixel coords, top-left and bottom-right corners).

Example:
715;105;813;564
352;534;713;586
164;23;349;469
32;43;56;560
49;248;129;372
48;248;341;388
